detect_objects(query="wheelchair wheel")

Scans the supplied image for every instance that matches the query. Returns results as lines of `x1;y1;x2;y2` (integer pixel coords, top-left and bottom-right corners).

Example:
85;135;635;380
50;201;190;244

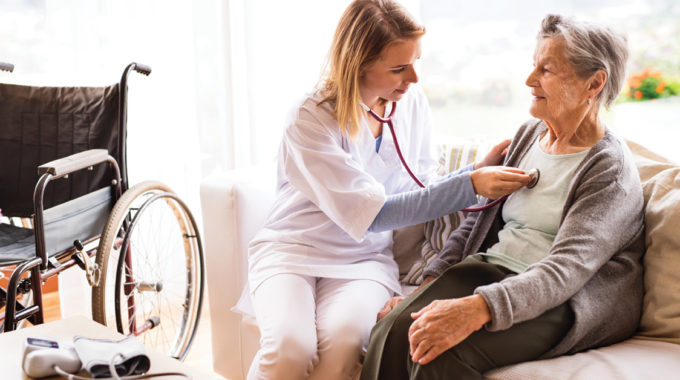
92;181;204;360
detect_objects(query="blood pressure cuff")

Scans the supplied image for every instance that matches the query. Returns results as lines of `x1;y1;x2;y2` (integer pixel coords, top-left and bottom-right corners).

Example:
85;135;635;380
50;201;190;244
73;335;150;378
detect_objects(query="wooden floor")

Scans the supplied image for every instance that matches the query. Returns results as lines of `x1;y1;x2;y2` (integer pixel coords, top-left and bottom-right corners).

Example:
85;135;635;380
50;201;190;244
42;291;224;379
42;291;62;324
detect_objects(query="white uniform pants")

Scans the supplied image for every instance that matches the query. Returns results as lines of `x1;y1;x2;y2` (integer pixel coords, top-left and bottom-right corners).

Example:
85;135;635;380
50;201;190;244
248;273;392;380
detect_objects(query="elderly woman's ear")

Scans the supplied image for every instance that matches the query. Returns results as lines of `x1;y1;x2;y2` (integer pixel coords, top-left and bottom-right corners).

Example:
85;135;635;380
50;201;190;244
587;69;608;104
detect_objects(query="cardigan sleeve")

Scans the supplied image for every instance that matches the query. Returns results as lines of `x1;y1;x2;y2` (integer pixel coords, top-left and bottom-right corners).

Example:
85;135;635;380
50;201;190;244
474;145;644;331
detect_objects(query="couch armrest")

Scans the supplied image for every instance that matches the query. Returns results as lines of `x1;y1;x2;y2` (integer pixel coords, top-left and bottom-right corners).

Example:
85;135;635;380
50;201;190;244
199;164;276;380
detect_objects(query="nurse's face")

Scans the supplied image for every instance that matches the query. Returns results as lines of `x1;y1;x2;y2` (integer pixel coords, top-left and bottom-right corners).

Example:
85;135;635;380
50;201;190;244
359;37;421;109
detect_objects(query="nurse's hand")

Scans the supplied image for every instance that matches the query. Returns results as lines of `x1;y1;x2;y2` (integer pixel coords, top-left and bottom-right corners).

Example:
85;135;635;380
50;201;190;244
377;296;404;321
377;276;436;321
470;166;530;200
474;139;511;169
408;294;491;365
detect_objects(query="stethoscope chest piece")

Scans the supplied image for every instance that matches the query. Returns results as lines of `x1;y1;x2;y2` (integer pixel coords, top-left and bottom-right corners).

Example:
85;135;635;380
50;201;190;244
526;168;540;189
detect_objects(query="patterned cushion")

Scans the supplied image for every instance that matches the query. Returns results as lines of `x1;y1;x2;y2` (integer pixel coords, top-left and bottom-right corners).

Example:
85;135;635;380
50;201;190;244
402;139;491;285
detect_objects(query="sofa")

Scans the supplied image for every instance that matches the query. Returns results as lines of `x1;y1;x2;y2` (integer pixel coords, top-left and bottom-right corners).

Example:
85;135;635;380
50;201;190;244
200;137;680;380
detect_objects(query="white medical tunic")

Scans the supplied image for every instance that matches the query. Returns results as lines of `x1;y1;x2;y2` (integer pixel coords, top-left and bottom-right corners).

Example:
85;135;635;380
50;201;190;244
248;86;437;295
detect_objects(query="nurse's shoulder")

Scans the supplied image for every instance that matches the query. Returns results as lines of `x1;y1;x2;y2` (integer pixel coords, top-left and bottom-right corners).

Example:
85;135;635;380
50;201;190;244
283;89;343;141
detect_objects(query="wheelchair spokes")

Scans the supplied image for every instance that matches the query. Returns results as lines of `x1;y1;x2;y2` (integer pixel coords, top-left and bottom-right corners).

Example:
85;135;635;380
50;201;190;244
93;181;204;361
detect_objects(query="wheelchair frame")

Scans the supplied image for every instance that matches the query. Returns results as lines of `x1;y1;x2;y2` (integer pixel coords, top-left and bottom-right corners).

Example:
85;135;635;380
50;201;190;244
0;62;204;360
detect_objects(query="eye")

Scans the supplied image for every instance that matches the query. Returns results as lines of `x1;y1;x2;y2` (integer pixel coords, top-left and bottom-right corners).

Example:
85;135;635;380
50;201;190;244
391;67;405;74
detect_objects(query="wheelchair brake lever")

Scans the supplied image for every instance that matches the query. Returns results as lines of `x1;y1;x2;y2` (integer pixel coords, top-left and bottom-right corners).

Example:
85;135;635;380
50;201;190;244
73;240;100;287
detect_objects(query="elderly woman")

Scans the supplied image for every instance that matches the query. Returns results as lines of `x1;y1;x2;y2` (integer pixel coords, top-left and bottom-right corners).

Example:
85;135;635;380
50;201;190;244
360;14;645;380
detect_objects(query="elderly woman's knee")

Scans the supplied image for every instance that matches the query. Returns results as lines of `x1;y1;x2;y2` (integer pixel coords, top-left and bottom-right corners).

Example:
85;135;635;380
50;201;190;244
406;346;484;380
373;307;416;348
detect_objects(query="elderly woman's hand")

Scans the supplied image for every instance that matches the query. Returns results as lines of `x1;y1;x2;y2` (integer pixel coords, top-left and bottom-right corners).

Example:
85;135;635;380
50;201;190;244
475;139;511;169
408;294;491;365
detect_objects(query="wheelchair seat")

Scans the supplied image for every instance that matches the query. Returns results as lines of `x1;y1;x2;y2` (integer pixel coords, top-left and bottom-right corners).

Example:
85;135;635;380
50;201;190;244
0;223;34;265
0;185;113;266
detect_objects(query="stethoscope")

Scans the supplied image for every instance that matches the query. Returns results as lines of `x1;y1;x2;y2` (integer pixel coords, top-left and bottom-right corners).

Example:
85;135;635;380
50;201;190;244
365;101;540;212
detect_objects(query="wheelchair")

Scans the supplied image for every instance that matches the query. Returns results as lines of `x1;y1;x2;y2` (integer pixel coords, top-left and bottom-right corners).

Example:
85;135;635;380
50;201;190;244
0;62;204;361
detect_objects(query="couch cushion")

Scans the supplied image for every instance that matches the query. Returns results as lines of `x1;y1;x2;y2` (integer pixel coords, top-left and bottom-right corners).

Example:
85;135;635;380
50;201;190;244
485;338;680;380
627;141;680;344
392;223;426;279
402;139;491;284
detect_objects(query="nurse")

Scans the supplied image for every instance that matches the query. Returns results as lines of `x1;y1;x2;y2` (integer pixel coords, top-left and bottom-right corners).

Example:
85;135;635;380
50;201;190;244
246;1;530;379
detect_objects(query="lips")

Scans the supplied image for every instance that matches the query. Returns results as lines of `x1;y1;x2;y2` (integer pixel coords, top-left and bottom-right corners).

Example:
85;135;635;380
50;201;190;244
395;88;408;94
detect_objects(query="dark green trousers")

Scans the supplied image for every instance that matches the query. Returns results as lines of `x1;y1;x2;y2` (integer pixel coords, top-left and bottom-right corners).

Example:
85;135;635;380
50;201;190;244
360;255;574;380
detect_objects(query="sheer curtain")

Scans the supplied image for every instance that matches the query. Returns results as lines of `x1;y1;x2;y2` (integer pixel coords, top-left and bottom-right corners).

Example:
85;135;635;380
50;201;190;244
0;0;205;211
226;0;422;169
226;0;350;168
0;0;209;317
4;0;675;216
0;0;426;221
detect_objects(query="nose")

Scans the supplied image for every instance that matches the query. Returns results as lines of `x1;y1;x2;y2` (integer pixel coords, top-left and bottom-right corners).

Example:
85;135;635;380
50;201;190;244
525;67;538;87
406;64;419;84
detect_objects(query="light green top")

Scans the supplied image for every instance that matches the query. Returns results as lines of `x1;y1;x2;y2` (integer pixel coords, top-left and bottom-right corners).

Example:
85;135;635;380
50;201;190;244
480;138;590;273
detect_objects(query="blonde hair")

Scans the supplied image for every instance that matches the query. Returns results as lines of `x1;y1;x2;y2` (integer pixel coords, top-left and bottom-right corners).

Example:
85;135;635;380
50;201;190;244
319;0;424;140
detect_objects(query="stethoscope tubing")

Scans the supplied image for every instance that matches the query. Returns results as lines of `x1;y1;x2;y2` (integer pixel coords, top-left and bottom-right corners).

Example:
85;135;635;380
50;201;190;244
366;101;504;213
367;102;426;189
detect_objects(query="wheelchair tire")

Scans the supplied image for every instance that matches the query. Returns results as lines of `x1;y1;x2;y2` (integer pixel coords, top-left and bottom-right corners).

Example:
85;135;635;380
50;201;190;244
92;181;204;361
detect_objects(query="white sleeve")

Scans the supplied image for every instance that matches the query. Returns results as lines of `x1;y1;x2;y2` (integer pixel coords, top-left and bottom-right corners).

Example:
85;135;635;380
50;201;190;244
282;109;386;242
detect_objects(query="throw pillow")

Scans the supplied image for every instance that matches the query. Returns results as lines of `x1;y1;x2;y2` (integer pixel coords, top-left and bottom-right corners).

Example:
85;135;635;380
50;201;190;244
392;223;425;279
627;141;680;344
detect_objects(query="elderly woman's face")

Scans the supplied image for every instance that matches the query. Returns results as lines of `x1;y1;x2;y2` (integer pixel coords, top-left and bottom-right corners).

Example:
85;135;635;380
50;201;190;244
526;37;590;125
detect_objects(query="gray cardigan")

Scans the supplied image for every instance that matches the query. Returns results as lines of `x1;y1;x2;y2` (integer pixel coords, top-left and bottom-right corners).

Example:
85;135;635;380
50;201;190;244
422;119;645;357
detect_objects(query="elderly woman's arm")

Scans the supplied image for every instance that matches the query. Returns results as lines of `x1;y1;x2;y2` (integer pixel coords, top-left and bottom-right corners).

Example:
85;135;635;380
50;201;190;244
408;139;644;364
474;159;644;331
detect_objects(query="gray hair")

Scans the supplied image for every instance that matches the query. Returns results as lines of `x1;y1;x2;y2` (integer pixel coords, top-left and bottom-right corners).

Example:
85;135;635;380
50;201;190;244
538;14;628;109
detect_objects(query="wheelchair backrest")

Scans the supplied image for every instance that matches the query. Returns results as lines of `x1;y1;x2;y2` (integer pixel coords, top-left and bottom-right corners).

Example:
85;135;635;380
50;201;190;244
0;83;122;218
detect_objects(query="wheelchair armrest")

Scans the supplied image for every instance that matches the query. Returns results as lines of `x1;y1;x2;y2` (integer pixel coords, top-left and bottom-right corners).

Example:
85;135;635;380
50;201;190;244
38;149;110;177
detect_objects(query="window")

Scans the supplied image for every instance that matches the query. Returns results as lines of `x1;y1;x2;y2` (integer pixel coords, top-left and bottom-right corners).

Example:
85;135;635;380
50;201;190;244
0;0;213;212
419;0;680;162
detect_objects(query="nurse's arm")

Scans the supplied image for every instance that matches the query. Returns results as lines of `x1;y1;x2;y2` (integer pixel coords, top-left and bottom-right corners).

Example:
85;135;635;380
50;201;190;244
368;171;478;233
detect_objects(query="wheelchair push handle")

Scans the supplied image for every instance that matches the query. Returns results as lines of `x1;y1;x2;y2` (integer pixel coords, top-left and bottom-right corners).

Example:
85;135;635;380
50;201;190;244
0;62;14;72
132;62;151;76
